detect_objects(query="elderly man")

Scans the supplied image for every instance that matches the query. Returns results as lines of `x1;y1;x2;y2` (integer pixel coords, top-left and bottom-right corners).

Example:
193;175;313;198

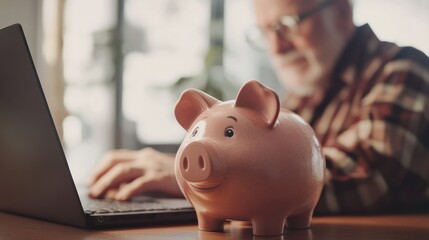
89;0;429;214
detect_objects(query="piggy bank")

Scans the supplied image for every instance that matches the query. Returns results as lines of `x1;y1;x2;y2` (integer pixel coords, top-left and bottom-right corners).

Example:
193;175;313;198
174;80;325;236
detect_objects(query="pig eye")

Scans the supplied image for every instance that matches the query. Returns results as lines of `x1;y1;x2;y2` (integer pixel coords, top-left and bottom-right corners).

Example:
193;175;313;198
191;127;199;138
224;127;234;137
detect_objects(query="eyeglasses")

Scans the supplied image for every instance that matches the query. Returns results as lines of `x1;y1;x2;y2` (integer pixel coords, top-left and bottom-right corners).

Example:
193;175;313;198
246;0;336;50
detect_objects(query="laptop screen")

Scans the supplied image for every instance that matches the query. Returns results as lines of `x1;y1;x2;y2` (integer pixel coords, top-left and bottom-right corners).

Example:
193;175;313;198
0;24;86;227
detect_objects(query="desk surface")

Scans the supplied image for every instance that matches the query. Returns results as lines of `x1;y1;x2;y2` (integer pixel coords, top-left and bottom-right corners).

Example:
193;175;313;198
1;212;428;240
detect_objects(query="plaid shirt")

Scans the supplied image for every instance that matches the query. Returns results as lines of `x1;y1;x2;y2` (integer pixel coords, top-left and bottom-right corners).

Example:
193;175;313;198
283;24;429;214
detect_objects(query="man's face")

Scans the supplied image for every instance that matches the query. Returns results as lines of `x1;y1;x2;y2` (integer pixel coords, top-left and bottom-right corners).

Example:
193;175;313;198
253;0;347;96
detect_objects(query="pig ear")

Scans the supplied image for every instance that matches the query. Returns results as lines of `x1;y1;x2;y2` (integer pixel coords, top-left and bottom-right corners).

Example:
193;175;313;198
234;80;280;129
175;89;220;131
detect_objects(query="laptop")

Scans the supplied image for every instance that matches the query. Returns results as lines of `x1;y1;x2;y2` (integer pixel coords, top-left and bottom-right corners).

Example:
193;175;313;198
0;23;196;228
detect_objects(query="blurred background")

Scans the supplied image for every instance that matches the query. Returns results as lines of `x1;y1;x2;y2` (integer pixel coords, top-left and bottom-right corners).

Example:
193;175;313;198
0;0;428;183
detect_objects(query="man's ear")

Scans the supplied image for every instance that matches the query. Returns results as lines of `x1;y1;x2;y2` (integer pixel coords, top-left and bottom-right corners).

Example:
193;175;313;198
175;89;219;131
234;80;280;129
334;0;354;30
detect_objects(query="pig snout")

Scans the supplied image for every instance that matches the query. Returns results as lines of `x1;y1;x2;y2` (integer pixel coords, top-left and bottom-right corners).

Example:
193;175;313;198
179;141;213;182
178;141;226;188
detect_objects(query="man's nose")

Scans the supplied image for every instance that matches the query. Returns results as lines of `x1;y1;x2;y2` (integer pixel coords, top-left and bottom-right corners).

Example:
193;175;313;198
267;31;293;54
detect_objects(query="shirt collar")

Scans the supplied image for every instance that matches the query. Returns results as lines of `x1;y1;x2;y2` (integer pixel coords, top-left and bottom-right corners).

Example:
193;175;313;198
333;24;381;88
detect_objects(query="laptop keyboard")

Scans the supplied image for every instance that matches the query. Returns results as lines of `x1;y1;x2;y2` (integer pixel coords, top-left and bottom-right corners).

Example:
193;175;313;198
82;195;193;214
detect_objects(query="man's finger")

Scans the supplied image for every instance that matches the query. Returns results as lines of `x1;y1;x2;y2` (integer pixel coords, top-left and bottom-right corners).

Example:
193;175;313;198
88;150;136;185
89;163;141;198
114;176;158;201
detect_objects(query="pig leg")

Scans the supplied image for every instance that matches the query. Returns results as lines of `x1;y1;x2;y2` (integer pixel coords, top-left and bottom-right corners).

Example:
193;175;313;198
196;212;224;232
286;209;313;229
251;216;286;236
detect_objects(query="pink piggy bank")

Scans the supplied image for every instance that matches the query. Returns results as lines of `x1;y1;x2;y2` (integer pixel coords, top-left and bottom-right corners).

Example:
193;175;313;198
174;80;325;236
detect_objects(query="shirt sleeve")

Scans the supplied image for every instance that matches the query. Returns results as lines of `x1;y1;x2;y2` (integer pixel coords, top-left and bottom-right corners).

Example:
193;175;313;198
315;58;429;215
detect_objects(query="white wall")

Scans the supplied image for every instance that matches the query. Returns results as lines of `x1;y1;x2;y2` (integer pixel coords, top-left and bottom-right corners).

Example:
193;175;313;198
353;0;429;55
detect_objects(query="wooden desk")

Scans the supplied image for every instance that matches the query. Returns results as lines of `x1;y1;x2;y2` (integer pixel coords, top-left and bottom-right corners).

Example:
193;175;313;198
1;212;428;240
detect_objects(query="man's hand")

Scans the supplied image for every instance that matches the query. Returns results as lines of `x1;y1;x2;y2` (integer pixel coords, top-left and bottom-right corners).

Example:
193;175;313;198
88;148;183;201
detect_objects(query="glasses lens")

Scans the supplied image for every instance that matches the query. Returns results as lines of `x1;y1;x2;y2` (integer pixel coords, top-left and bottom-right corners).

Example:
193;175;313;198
279;16;301;41
245;26;267;51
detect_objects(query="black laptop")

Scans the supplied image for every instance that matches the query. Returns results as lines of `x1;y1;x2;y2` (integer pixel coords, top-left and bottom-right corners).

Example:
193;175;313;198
0;24;195;228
